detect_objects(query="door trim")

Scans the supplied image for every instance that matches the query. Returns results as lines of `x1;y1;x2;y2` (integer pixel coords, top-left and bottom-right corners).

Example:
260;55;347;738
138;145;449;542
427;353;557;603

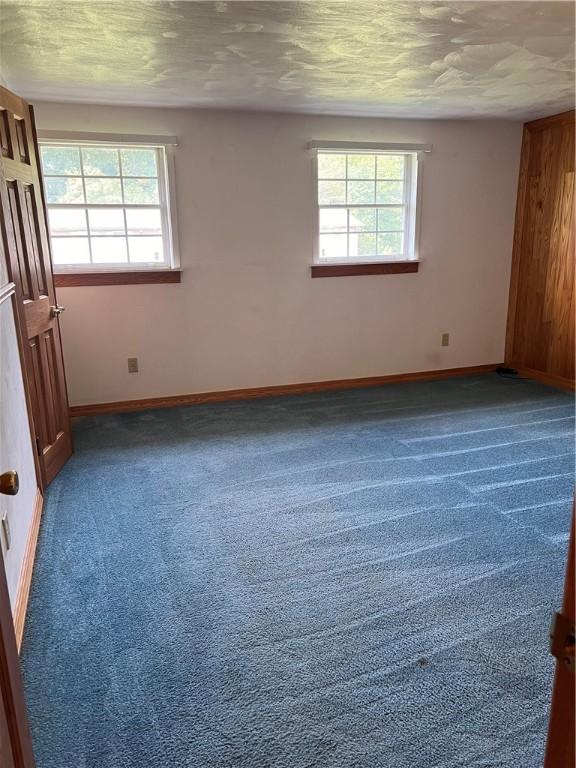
12;489;43;652
544;506;575;767
0;539;35;767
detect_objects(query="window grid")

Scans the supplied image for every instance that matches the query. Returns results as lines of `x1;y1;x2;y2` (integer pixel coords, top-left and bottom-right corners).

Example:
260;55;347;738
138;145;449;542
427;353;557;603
316;151;413;263
41;143;170;270
76;143;92;264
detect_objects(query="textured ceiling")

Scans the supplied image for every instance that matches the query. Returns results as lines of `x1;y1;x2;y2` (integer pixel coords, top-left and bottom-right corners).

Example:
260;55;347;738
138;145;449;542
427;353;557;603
0;1;574;119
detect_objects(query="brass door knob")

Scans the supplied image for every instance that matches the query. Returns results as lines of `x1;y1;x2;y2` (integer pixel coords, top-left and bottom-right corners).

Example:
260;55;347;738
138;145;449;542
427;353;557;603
0;470;19;496
51;305;65;317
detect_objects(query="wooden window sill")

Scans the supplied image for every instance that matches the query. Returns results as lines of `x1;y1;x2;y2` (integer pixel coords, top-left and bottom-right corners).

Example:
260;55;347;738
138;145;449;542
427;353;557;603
53;270;181;287
311;262;419;278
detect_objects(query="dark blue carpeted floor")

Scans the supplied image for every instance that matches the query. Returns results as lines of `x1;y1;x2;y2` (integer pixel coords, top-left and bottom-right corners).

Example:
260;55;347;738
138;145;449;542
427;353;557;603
22;374;575;767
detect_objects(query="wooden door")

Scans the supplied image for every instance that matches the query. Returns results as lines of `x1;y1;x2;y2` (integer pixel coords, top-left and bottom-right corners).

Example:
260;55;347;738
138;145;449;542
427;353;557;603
0;85;72;487
0;543;35;767
544;507;575;767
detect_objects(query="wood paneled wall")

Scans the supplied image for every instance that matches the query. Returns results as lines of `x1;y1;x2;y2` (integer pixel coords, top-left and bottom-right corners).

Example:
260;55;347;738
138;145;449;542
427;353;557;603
506;111;575;390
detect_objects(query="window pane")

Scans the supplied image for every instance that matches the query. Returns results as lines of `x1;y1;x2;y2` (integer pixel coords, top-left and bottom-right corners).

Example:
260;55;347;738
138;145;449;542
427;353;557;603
349;232;377;258
48;208;87;237
41;146;80;176
123;178;159;204
51;237;90;265
319;208;347;233
349;208;376;232
377;207;404;231
91;236;128;263
317;154;345;179
125;208;162;235
377;232;404;256
82;147;119;176
376;181;403;204
128;236;164;263
318;180;345;206
319;234;347;260
347;180;374;205
120;149;158;177
85;177;122;204
377;155;405;179
347;154;375;179
88;208;125;236
45;177;84;204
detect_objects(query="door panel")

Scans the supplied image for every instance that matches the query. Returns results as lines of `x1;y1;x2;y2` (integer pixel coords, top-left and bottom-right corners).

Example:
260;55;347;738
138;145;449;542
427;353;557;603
6;182;34;301
0;85;72;486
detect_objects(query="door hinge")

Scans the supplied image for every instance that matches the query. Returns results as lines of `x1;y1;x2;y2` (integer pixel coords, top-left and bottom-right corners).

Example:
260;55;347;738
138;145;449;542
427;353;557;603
550;611;575;672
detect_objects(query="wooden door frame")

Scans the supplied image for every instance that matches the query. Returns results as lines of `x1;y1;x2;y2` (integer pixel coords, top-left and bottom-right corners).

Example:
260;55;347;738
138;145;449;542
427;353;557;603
0;545;35;767
0;85;39;767
544;506;575;767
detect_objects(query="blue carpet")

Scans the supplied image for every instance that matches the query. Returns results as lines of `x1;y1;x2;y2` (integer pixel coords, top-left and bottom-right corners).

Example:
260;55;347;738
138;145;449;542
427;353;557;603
21;374;575;767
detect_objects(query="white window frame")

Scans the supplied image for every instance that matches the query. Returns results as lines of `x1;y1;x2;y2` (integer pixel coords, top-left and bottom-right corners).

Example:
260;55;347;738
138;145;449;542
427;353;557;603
309;141;430;265
38;132;180;273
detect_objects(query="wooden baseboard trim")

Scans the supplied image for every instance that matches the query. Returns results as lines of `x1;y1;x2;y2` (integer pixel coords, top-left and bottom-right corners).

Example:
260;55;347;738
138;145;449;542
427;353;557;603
511;365;576;393
13;488;43;653
70;363;502;417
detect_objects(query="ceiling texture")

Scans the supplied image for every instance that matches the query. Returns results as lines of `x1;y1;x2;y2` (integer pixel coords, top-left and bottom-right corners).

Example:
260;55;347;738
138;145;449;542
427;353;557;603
0;0;574;119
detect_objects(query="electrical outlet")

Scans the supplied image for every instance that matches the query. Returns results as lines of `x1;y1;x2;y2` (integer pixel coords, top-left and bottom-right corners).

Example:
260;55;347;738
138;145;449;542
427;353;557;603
441;333;450;347
127;357;139;373
1;512;11;550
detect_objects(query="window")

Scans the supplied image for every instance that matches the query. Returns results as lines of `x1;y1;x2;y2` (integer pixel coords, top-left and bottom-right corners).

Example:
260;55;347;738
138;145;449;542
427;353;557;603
313;145;423;265
39;141;176;272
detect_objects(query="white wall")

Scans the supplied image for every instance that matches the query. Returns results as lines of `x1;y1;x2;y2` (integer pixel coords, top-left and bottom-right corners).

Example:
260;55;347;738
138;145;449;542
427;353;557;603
0;281;38;608
34;103;522;406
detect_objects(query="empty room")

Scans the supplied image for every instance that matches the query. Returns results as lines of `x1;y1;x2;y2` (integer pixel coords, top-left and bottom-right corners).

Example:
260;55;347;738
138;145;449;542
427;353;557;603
0;1;575;766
